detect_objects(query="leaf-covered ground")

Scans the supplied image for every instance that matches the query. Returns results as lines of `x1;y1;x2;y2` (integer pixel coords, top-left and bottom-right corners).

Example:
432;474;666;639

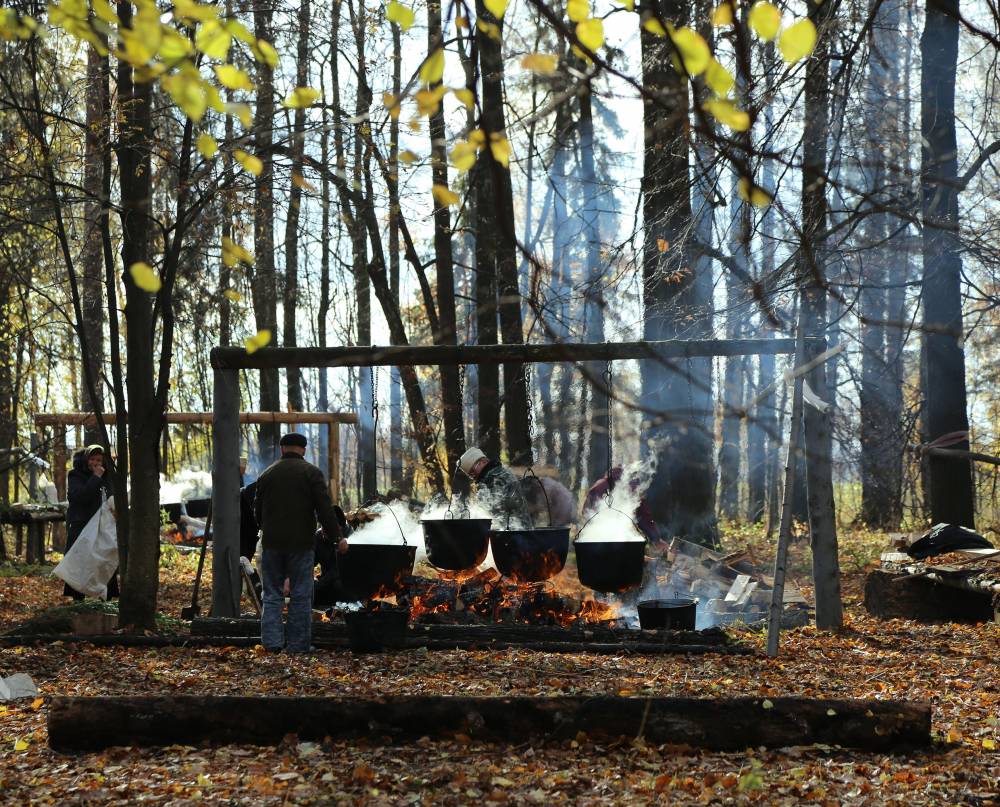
0;529;997;805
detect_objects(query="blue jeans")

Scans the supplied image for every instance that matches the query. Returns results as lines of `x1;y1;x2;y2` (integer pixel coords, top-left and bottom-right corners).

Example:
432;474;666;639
260;548;315;652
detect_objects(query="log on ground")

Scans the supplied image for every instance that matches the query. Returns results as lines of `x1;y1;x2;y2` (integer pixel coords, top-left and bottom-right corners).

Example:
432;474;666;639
863;570;994;623
48;695;930;753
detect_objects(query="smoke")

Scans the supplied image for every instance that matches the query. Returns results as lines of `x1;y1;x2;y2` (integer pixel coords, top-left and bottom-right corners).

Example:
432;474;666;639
576;457;656;543
159;469;212;503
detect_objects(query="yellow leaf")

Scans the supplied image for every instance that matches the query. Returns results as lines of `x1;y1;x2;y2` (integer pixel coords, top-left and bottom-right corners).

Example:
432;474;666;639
224;19;256;44
983;738;997;750
455;15;469;28
705;58;735;96
703;99;749;131
738;177;773;208
567;0;589;23
468;129;486;148
223;289;242;302
234;149;263;176
30;697;44;710
253;38;279;69
450;141;477;172
616;0;635;11
383;92;401;119
431;184;460;206
415;85;447;116
196;133;218;158
158;29;194;61
222;236;255;266
196;19;231;59
711;2;733;26
385;1;415;31
283;87;321;108
778;18;817;63
521;53;559;74
291;173;318;192
92;0;119;24
575;18;604;54
13;738;29;752
419;48;445;85
489;133;511;167
452;87;475;110
407;118;421;132
476;19;501;40
657;238;669;252
642;17;667;37
162;67;209;122
174;0;221;23
245;329;272;354
670;26;711;76
215;64;254;90
748;1;781;40
398;150;420;165
762;699;774;709
226;103;253;127
946;728;963;744
129;262;162;293
484;0;508;19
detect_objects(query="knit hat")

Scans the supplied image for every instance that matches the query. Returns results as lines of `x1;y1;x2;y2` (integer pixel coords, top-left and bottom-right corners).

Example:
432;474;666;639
459;447;488;479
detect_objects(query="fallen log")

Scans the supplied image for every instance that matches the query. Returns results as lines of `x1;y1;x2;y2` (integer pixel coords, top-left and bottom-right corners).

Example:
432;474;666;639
864;570;994;623
48;695;930;753
0;634;260;648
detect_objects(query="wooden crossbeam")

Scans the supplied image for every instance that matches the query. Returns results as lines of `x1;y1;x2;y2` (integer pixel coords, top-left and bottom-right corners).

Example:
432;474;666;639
33;411;357;427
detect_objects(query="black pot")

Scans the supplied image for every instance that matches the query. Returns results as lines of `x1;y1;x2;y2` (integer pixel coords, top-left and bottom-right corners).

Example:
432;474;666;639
184;497;211;519
345;607;410;653
491;528;570;583
161;502;185;526
421;518;492;571
337;544;417;601
574;539;645;593
637;598;697;631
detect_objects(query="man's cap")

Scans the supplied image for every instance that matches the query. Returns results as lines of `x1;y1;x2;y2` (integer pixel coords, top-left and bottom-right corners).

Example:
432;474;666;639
459;447;488;477
85;444;104;456
279;433;307;448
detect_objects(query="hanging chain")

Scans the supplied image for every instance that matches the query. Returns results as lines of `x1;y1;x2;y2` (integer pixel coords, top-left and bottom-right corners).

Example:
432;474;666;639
604;359;614;504
524;363;534;451
371;366;379;437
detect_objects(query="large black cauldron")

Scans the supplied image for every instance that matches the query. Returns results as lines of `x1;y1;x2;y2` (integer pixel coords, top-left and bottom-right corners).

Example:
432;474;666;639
574;539;645;593
421;518;492;571
490;527;570;583
637;597;697;630
337;544;417;601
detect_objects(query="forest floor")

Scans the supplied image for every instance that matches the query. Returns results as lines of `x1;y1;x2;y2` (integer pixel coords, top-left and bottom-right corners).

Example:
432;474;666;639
0;527;996;805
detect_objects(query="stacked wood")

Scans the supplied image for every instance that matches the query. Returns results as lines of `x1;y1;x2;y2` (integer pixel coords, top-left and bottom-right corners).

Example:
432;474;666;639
48;695;931;752
864;570;995;623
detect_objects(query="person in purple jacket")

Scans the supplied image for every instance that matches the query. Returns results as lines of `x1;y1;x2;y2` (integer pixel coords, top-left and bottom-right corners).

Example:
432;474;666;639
582;466;662;545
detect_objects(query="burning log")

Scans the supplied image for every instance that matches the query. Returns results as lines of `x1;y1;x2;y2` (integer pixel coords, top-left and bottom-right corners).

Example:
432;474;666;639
49;695;931;752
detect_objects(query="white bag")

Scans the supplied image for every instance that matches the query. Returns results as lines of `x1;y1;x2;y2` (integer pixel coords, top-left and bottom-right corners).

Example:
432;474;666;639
53;496;119;600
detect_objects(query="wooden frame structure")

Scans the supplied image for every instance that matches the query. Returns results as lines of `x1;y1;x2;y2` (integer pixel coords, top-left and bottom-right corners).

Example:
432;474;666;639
209;337;824;618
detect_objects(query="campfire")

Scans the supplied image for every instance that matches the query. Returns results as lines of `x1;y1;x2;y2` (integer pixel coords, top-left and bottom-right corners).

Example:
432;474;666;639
340;568;620;628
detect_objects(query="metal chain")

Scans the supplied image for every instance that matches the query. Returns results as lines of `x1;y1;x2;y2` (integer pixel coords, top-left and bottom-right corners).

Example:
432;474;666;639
524;364;534;448
371;366;379;436
604;359;614;504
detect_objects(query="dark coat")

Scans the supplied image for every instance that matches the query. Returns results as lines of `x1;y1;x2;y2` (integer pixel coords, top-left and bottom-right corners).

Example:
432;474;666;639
479;461;533;529
65;451;112;527
253;454;341;552
239;481;259;560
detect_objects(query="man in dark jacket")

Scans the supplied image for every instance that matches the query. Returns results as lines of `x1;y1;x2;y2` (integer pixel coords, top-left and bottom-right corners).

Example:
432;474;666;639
458;447;533;528
65;445;117;600
254;432;341;652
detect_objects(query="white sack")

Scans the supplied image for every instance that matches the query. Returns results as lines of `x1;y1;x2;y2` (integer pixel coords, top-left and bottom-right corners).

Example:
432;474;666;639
52;496;118;600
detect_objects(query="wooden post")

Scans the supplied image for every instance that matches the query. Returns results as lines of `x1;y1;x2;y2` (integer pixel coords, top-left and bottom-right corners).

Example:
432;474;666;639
211;369;242;617
327;421;339;501
767;333;806;658
52;427;68;551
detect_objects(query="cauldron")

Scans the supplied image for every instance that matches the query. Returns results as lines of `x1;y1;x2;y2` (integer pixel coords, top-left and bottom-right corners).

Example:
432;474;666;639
161;501;185;526
421;518;492;571
637;597;697;630
344;607;410;653
490;527;570;583
337;544;417;601
184;497;211;519
574;539;645;593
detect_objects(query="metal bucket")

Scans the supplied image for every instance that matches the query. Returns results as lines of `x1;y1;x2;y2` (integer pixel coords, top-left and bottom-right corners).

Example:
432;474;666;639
637;597;697;630
574;539;645;593
490;527;570;583
421;518;492;571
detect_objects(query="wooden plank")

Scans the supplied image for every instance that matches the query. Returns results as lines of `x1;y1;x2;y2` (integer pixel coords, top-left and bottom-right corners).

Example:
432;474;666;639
211;369;242;618
210;338;813;371
48;695;931;752
34;411;357;427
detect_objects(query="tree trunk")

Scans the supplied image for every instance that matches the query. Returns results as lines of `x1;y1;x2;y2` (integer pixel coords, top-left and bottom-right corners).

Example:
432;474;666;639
252;0;280;456
114;6;159;630
799;0;842;630
389;21;404;490
477;0;531;466
920;0;974;527
283;0;311;412
81;45;107;445
640;0;716;546
428;0;467;492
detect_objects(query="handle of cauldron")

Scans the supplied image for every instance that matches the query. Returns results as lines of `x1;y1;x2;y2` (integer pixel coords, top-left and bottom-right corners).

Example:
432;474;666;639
575;504;646;546
521;466;552;527
383;502;408;545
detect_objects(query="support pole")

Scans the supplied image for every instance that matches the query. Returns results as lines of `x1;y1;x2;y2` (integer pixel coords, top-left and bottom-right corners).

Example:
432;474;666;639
211;369;241;617
52;427;68;551
326;421;338;501
767;330;805;658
